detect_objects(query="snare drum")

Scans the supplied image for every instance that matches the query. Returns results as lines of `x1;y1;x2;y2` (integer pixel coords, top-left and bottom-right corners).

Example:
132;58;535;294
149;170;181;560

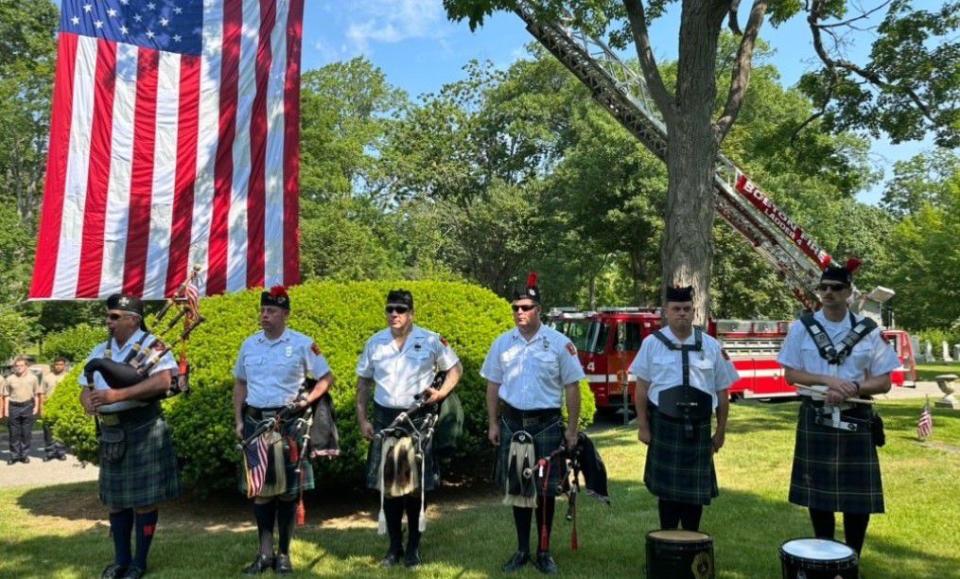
646;530;714;579
779;538;859;579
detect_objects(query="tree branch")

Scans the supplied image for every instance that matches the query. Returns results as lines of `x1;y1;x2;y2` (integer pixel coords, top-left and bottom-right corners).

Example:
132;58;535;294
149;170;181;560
808;0;936;123
818;0;892;28
714;0;768;143
621;0;676;121
728;0;743;35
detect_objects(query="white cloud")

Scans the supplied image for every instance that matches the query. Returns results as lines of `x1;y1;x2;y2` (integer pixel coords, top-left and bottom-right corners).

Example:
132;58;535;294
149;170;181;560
343;0;449;55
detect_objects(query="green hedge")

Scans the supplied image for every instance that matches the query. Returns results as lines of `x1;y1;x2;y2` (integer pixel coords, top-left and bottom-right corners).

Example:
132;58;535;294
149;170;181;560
42;323;107;363
46;280;595;493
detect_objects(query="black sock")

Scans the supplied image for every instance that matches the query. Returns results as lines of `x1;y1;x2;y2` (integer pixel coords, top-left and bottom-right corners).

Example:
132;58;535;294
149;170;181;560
843;513;870;556
536;497;556;553
109;509;135;568
405;495;424;554
658;499;682;530
133;510;158;570
384;497;405;554
277;500;297;556
253;501;277;557
513;506;533;553
809;508;836;540
679;503;704;532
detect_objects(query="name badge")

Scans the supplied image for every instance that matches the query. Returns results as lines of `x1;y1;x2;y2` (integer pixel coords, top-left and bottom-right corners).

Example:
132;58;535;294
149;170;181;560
285;345;293;358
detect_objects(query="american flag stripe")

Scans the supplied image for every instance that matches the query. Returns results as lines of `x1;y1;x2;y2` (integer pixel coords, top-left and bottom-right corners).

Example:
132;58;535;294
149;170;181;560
30;0;302;300
76;39;117;299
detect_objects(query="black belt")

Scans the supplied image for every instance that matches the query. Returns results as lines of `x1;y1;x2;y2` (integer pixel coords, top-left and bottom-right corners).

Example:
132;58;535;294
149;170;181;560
244;405;285;420
500;402;561;427
99;402;160;427
9;400;35;407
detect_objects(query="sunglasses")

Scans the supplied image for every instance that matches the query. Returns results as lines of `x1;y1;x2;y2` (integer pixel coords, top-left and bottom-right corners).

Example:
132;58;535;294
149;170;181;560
817;284;849;292
106;313;131;321
511;304;537;312
385;305;410;315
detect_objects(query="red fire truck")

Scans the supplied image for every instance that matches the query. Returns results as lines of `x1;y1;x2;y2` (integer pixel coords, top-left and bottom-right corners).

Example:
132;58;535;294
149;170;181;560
550;308;917;411
516;6;918;410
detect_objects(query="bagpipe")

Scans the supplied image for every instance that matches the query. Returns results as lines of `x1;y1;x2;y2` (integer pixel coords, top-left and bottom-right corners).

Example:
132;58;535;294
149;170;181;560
83;268;204;399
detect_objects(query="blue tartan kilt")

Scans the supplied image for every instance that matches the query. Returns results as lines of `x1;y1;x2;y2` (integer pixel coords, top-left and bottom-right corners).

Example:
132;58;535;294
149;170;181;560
789;400;884;514
239;414;315;498
365;404;440;491
495;412;566;498
643;406;718;505
99;416;181;509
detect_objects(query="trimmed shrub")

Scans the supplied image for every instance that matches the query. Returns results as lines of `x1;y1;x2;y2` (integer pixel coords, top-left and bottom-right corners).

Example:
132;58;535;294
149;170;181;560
46;280;596;492
42;323;106;364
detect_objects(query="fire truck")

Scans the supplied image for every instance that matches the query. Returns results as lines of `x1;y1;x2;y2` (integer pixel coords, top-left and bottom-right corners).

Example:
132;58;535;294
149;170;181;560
549;308;916;410
513;4;917;409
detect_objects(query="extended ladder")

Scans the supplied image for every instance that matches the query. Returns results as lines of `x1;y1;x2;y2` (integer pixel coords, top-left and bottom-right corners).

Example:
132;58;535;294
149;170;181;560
515;4;834;309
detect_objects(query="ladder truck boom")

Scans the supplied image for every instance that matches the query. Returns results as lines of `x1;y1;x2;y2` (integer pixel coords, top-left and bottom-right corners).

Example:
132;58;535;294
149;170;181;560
514;4;833;309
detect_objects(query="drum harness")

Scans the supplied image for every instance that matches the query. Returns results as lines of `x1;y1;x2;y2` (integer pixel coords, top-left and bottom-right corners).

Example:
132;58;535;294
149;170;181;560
798;313;877;432
650;328;713;439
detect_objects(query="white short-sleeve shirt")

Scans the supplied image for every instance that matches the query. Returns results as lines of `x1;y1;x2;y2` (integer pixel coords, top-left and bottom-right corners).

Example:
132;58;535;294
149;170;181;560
234;328;332;408
79;329;178;413
777;311;900;381
480;324;586;411
628;326;739;409
356;325;460;409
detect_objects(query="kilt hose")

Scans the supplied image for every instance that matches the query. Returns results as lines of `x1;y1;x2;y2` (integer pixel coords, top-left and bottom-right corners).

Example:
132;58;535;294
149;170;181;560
790;399;884;514
495;409;565;498
365;403;440;492
240;413;315;498
99;415;181;510
644;404;718;506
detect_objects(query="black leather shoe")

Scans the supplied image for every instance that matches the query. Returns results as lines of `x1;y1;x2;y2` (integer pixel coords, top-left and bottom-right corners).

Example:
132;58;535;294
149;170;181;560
501;551;530;573
535;551;558;575
100;563;127;579
380;549;403;568
120;565;145;579
57;453;68;461
242;554;275;575
274;554;293;575
404;549;422;568
6;459;16;466
20;457;29;464
43;455;53;462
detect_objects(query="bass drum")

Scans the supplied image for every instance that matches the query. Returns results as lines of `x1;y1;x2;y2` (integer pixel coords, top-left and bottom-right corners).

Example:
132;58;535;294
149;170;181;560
779;538;859;579
646;529;715;579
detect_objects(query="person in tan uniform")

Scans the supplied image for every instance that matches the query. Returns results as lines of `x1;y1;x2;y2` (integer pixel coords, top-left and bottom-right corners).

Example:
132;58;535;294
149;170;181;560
0;372;7;421
3;356;40;464
40;357;69;461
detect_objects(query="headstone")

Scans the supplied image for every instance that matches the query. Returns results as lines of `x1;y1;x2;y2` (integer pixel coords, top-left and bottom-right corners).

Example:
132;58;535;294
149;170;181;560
935;374;960;409
911;336;923;362
943;341;954;362
925;341;935;362
954;344;960;362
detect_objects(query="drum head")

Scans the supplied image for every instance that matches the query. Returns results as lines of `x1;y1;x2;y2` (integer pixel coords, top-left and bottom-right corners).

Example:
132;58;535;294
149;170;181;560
780;538;855;561
648;530;711;543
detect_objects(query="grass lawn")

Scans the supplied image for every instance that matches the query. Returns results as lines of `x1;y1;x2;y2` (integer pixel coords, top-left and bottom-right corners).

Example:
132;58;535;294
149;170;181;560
915;362;960;382
1;399;958;578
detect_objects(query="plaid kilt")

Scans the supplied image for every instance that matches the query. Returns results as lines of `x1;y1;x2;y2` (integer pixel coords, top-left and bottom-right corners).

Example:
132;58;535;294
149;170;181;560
495;411;566;498
644;405;718;505
789;400;884;514
99;416;181;509
239;414;315;498
365;404;440;491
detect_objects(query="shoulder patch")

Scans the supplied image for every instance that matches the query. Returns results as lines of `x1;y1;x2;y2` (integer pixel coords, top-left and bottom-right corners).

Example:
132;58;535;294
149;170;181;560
566;342;577;356
311;342;322;356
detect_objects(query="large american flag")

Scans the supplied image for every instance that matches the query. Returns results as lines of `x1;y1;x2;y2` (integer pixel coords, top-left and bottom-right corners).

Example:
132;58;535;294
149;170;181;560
30;0;303;300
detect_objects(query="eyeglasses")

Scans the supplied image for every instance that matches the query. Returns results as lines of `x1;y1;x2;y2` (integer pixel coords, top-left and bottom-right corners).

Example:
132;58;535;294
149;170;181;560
511;304;537;313
385;305;410;315
106;313;129;321
817;284;848;292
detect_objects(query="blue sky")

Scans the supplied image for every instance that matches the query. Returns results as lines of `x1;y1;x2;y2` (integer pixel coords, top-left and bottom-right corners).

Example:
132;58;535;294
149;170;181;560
302;1;933;205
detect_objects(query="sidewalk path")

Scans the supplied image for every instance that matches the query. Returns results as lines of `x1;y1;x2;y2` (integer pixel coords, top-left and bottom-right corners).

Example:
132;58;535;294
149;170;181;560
0;431;98;489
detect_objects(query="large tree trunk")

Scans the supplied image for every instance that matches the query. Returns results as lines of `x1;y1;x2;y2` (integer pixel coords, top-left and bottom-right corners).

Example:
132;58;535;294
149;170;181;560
660;0;726;324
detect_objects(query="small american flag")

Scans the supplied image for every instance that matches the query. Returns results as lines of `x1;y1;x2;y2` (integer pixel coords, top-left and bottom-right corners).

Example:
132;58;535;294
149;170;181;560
244;432;269;498
184;280;200;315
917;398;933;440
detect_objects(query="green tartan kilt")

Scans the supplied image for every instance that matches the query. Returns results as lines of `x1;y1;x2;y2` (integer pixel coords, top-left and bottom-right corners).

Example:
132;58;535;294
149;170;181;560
644;405;718;506
239;414;315;498
789;400;884;514
495;412;565;498
365;404;440;491
99;416;181;509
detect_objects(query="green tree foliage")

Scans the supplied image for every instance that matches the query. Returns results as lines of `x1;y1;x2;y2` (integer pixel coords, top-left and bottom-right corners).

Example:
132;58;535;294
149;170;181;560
881;149;960;218
44;280;595;492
